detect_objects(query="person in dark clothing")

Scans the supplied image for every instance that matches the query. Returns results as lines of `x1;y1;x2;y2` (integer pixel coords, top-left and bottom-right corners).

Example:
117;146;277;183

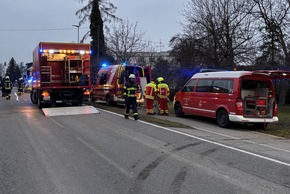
4;76;12;100
79;75;88;86
18;77;25;94
123;74;139;120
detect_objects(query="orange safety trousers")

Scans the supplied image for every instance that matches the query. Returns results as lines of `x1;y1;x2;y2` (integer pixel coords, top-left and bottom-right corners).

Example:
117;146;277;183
157;97;168;115
146;99;155;114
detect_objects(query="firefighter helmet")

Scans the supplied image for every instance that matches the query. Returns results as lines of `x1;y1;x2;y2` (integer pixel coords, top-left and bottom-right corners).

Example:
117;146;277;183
5;76;9;79
129;74;135;79
157;77;164;82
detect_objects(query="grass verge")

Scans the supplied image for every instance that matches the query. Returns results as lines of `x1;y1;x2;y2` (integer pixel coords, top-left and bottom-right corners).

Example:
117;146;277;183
259;105;290;138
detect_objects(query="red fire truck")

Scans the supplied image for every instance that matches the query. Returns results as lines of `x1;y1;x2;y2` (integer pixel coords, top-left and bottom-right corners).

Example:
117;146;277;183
30;42;91;108
90;64;151;106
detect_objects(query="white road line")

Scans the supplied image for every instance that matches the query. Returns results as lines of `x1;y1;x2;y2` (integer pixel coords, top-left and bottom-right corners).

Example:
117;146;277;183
49;118;65;128
193;127;290;153
76;137;133;178
100;109;290;167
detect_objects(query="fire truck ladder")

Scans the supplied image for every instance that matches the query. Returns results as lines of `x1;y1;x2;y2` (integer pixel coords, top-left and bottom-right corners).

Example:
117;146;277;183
65;59;83;85
41;66;51;85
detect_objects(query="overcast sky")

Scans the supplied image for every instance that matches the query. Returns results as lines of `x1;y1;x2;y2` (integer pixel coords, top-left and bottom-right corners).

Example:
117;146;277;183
0;0;187;65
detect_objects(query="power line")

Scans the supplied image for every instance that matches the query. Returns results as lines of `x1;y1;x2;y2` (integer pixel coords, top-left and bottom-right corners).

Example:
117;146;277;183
0;27;89;32
0;27;170;49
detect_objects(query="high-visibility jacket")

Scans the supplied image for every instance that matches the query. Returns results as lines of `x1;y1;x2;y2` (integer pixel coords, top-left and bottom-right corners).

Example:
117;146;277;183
124;81;139;98
157;83;170;99
145;82;156;100
4;79;11;90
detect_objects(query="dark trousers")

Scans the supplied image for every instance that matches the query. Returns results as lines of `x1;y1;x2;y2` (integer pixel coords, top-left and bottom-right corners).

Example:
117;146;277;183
125;97;138;116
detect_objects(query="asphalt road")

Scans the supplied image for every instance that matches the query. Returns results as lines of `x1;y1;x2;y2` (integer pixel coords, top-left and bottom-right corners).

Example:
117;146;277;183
1;90;290;194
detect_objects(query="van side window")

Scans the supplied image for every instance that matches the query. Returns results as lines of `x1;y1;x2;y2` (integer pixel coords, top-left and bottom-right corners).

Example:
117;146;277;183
213;79;233;93
196;79;213;92
182;79;196;92
119;70;125;84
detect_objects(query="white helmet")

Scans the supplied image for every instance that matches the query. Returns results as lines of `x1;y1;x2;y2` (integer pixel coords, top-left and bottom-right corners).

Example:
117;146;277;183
129;74;135;79
19;77;23;80
5;76;9;79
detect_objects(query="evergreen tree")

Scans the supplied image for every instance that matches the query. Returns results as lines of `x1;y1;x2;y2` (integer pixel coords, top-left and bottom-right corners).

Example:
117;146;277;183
5;57;21;84
76;0;118;79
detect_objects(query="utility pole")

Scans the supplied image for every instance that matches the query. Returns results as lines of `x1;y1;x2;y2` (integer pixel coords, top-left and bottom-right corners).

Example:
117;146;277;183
72;24;80;43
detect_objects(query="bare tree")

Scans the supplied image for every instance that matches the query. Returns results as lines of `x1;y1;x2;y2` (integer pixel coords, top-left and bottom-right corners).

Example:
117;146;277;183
253;0;290;66
179;0;256;67
106;20;150;64
0;63;5;78
253;0;290;105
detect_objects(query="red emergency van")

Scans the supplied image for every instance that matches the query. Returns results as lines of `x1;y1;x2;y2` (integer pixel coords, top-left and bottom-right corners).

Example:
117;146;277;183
90;64;151;106
173;70;290;128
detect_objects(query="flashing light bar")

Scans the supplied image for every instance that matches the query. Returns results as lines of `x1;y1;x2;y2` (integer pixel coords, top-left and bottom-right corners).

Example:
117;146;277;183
40;49;91;55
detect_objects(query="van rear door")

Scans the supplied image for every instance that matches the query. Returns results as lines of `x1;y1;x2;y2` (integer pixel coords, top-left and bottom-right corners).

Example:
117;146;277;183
252;70;290;79
240;70;290;118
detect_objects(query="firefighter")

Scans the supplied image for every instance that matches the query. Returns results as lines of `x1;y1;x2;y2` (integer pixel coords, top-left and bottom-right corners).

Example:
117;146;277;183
123;74;139;120
4;76;12;100
18;77;25;95
156;77;170;115
144;80;156;115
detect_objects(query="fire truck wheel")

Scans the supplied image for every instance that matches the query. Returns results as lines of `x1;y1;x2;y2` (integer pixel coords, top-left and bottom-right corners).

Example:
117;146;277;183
37;97;42;109
90;93;96;102
51;98;56;107
217;109;231;128
30;90;38;104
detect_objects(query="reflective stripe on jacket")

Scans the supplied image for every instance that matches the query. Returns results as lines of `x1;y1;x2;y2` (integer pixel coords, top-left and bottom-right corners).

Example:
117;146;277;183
4;80;11;90
124;82;138;97
157;83;170;99
145;82;156;100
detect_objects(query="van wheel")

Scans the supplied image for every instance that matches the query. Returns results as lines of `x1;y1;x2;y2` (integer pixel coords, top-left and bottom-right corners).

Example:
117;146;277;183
106;96;112;106
174;102;184;117
217;110;231;128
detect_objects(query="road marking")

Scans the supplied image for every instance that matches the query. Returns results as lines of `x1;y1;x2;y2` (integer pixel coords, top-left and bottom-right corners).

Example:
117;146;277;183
192;127;290;153
49;118;65;128
100;109;290;167
76;137;133;178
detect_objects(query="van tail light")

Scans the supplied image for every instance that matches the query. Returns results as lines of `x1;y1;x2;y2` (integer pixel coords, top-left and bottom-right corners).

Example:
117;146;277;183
236;98;243;115
273;101;278;116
